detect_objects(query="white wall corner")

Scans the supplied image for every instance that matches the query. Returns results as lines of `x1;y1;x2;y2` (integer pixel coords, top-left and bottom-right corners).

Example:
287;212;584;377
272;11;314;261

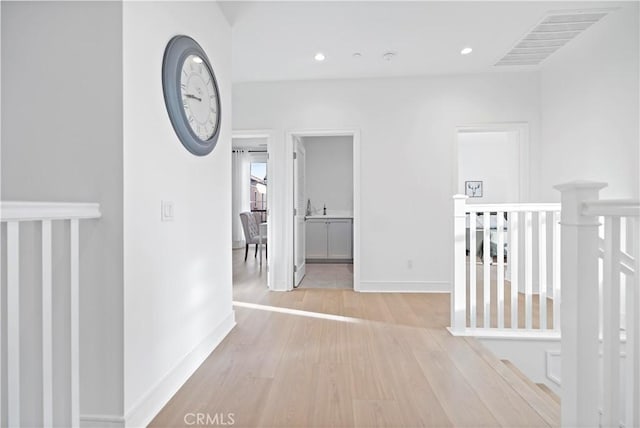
358;281;450;293
124;312;236;428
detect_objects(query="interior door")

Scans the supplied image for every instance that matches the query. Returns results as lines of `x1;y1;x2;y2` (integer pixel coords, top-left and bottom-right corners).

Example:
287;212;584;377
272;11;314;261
293;137;306;286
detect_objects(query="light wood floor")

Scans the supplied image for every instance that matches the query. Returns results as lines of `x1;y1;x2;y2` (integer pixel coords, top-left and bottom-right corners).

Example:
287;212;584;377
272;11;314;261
149;249;559;427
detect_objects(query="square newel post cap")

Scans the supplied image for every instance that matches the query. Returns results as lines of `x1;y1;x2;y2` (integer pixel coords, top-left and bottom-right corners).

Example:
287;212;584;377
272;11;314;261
553;180;608;193
554;180;608;226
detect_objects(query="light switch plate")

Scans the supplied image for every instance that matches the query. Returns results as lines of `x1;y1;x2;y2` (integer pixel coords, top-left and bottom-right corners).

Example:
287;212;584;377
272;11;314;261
161;201;174;221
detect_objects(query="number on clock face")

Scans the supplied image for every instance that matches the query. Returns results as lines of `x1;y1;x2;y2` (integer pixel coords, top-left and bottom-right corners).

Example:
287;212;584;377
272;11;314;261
180;55;218;141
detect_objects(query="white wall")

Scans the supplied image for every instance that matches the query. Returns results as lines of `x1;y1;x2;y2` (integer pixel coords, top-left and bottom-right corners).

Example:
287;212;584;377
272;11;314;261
233;72;541;291
1;2;123;425
123;2;233;426
458;131;520;203
479;338;561;396
302;136;353;215
539;4;639;200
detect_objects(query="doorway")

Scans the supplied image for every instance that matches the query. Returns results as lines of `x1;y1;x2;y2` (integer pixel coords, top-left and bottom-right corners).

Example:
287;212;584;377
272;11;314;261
231;131;273;290
288;130;361;291
454;123;529;282
455;123;530;202
294;135;354;289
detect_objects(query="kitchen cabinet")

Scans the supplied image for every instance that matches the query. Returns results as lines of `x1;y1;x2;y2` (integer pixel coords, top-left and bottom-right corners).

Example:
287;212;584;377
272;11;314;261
305;217;353;262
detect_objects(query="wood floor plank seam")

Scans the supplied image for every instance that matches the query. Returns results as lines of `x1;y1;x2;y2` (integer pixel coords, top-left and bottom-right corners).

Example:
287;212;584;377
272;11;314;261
427;330;551;428
463;339;560;427
149;249;561;427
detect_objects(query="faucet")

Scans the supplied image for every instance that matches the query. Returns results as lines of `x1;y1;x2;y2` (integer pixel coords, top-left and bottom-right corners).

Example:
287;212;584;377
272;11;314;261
323;204;327;215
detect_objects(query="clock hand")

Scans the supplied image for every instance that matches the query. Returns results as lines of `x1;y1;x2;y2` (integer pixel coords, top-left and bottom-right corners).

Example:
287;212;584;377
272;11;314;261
185;93;202;102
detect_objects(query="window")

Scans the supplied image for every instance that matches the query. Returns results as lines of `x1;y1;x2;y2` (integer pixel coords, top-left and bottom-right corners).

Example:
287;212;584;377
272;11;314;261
250;162;267;223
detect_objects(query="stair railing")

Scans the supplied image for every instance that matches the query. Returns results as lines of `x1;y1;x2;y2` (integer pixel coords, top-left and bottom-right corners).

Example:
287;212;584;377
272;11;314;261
555;182;639;428
451;196;561;337
1;201;101;428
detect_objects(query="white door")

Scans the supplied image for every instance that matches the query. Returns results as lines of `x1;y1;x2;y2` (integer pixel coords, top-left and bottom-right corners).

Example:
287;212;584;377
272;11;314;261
293;137;306;286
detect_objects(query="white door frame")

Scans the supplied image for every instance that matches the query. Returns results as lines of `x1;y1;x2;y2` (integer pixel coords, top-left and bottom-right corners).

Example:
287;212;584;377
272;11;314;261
293;136;306;286
232;129;275;290
285;129;361;291
453;122;530;202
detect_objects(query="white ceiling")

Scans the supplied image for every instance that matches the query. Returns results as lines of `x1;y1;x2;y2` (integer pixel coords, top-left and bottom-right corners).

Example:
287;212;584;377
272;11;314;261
219;1;627;83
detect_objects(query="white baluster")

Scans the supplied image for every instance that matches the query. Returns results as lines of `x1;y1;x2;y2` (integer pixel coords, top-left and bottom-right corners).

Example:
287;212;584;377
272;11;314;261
0;249;1;428
452;195;468;333
621;218;627;332
553;210;561;331
0;202;101;428
510;212;519;329
42;220;53;427
624;217;636;428
497;212;505;329
602;216;621;428
539;212;547;330
483;212;491;328
70;219;80;428
1;224;2;428
7;222;20;428
525;211;533;330
633;217;640;428
470;212;477;329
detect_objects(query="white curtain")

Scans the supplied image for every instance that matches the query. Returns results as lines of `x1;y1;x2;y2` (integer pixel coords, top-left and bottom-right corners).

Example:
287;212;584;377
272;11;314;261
232;150;250;248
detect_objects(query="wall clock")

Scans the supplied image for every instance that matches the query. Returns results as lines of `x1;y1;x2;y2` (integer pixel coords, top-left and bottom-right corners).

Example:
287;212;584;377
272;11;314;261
162;35;221;156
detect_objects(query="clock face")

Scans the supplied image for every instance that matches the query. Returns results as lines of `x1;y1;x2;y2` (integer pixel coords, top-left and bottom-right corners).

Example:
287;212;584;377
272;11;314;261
180;55;218;141
162;36;221;156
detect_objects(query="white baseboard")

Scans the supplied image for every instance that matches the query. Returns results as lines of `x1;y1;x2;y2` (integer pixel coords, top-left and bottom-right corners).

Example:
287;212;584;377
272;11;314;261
81;414;125;428
124;311;236;428
447;327;561;340
358;280;449;293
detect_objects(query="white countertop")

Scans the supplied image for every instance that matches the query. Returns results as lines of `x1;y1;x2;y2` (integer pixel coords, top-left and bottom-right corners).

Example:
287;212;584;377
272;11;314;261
305;214;353;220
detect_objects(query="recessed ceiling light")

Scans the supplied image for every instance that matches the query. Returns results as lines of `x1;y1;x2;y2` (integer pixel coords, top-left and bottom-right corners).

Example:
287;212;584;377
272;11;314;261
352;52;362;58
383;52;396;61
314;52;326;61
460;47;473;55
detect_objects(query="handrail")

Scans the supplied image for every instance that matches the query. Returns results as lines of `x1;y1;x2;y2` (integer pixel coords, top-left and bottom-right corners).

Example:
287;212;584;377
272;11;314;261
0;201;101;221
463;202;560;213
582;199;640;217
598;237;635;276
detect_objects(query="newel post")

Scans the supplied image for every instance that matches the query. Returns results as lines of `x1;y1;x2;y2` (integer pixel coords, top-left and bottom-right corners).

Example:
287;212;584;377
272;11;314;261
554;180;607;427
451;195;468;333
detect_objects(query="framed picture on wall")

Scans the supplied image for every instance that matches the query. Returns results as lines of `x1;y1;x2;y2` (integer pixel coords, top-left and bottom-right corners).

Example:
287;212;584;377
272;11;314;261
465;181;483;198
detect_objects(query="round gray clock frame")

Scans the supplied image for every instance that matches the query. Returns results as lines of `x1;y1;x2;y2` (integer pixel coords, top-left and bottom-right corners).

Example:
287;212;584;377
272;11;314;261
162;35;221;156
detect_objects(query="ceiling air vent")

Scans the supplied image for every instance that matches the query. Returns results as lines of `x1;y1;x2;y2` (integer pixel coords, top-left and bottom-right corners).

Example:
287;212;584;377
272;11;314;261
495;10;611;66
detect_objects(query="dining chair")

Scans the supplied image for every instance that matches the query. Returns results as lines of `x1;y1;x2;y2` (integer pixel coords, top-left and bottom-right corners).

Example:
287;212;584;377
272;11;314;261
239;211;267;261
